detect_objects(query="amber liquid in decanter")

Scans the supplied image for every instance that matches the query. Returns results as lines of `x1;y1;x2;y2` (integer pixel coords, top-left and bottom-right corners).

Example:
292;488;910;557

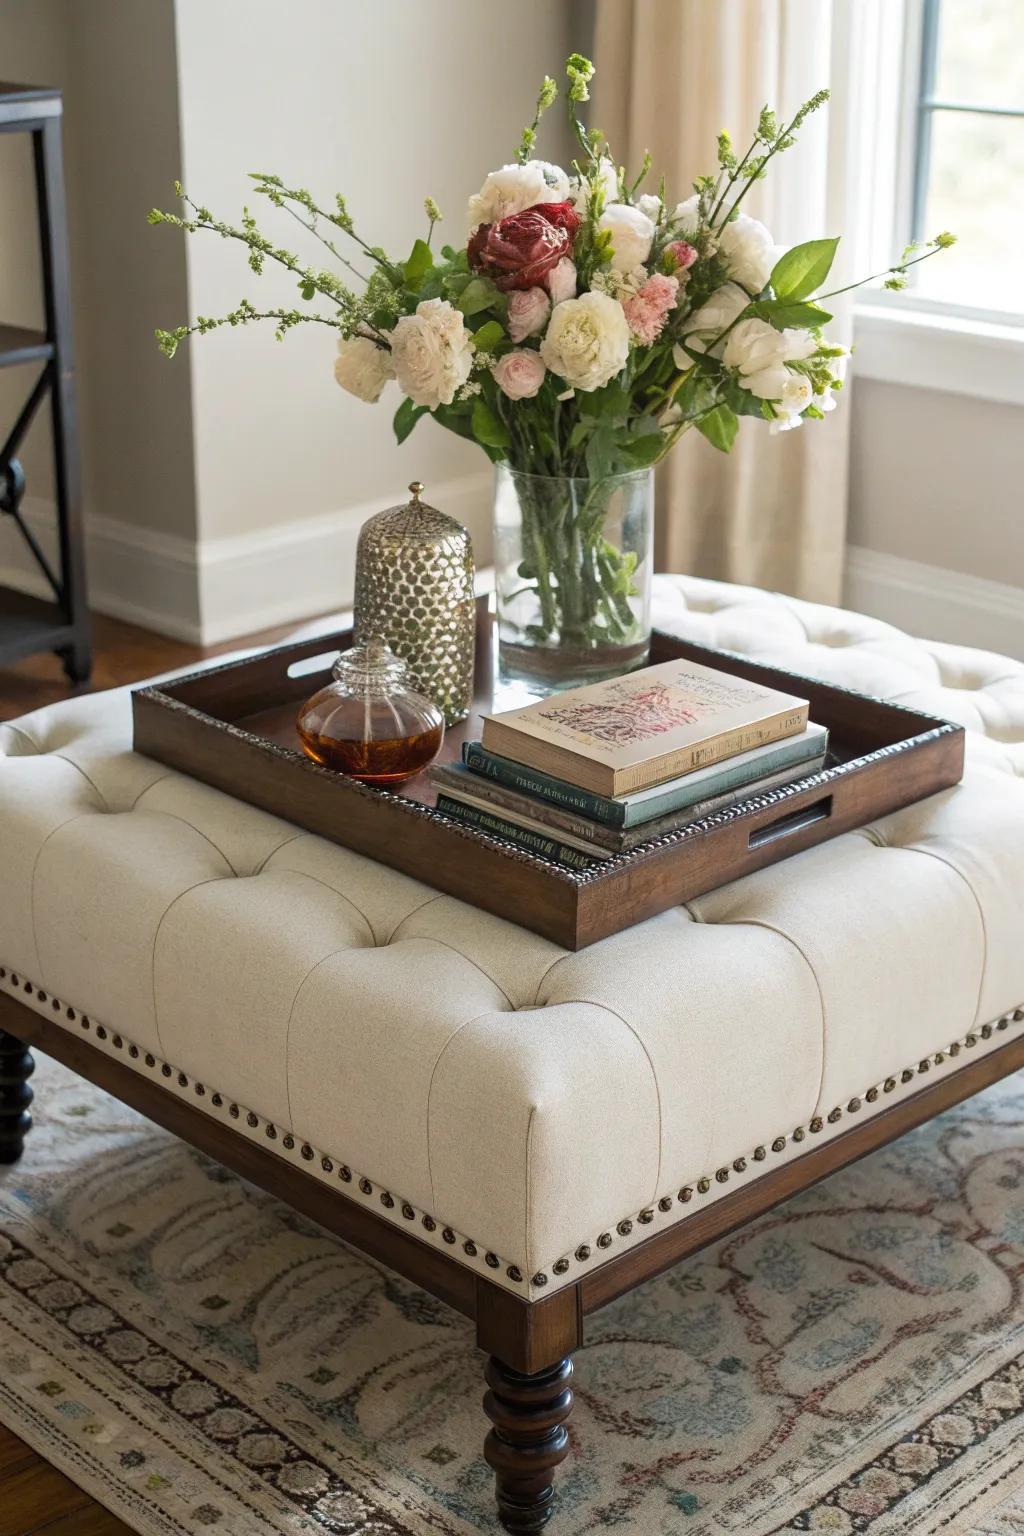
296;639;444;787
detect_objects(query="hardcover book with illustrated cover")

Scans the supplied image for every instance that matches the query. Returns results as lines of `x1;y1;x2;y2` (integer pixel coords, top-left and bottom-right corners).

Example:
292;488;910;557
482;660;809;796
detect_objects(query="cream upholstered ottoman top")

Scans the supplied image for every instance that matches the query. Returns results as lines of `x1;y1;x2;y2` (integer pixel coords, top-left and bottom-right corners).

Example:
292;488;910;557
2;575;1023;1303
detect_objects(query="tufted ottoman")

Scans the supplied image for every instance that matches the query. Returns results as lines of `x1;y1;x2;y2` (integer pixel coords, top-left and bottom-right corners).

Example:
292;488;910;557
2;573;1023;1532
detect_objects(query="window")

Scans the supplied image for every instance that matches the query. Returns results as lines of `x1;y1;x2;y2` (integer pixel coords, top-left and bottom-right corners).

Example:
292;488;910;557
908;0;1024;318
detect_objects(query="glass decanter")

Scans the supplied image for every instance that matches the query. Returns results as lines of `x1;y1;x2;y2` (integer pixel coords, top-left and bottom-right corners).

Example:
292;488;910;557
296;639;444;785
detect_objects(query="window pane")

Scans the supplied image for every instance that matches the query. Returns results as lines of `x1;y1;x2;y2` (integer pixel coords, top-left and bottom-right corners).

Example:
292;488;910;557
917;110;1024;313
933;0;1024;110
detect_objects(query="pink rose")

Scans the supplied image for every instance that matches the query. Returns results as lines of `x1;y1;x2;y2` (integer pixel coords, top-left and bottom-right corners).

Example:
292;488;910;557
492;348;546;400
621;272;679;344
507;286;551;342
547;257;577;305
665;240;698;273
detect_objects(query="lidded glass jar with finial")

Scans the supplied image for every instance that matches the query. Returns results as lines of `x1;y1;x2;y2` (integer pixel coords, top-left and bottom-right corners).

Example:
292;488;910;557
296;639;444;785
353;481;475;726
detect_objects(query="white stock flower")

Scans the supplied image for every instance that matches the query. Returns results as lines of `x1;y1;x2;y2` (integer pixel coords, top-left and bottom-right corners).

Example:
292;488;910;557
719;214;775;293
672;194;701;233
723;317;791;377
547;257;577;305
744;365;814;415
599;203;655;270
637;192;663;222
467;160;565;230
675;281;749;363
390;298;473;409
540;290;630;392
333;334;393;403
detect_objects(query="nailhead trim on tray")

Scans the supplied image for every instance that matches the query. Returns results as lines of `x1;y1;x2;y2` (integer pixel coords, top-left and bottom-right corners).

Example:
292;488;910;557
1;963;1021;1298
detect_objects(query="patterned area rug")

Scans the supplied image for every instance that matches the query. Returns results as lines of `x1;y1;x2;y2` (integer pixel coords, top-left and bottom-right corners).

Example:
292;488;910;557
1;1060;1024;1536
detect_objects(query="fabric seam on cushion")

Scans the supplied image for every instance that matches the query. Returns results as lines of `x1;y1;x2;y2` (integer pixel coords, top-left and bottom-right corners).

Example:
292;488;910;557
257;867;375;945
524;1104;537;1277
711;916;828;1118
387;934;514;1010
384;893;445;946
130;806;246;877
1;721;40;752
423;1006;526;1217
128;771;175;810
150;875;235;1058
891;843;989;1023
27;811;104;980
49;752;111;808
253;831;309;875
543;997;664;1204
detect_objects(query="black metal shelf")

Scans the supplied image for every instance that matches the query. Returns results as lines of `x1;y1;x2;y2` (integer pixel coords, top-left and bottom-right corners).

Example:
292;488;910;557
0;322;54;369
0;82;89;684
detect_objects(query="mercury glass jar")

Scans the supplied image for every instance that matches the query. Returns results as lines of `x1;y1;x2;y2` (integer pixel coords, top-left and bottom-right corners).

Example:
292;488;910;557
353;481;475;725
296;639;444;786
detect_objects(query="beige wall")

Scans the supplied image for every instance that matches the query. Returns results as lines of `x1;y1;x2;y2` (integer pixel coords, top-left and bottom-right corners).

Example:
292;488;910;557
849;380;1024;588
172;0;573;545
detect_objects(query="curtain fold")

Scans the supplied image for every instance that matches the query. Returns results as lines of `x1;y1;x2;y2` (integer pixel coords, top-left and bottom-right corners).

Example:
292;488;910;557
592;0;859;603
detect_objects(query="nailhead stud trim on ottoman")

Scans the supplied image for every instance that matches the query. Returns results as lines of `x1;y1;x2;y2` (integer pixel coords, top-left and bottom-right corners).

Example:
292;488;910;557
2;573;1023;1530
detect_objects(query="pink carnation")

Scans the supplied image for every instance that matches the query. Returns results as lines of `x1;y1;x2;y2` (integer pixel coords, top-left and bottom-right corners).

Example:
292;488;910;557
621;272;679;344
665;240;698;273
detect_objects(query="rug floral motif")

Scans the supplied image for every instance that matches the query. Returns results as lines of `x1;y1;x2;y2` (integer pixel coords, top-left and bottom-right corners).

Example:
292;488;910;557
2;1058;1024;1535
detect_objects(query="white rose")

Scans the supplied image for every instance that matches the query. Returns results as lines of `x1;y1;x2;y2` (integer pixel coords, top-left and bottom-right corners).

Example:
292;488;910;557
547;256;577;306
390;298;473;409
637;192;663;222
506;286;551;343
467;159;565;230
675;281;750;362
540;291;630;392
599;202;655;271
492;348;547;401
672;194;701;233
722;317;791;377
333;334;394;404
744;365;813;415
719;214;775;293
781;328;818;362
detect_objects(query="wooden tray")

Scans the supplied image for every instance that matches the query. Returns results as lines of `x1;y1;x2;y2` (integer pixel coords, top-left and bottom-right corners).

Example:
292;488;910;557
132;598;965;949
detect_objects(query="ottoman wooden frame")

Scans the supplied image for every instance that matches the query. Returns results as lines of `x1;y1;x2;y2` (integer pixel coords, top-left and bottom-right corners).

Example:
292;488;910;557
2;983;1022;1531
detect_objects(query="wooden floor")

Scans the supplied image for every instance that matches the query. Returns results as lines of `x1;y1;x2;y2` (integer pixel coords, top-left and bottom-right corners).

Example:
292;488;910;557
0;609;336;1534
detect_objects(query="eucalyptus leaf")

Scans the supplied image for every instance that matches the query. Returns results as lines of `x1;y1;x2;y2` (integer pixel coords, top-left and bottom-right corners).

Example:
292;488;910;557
456;276;500;316
471;398;511;448
402;237;433;290
470;320;505;353
770;237;839;302
752;298;832;330
393;396;428;445
696;403;739;453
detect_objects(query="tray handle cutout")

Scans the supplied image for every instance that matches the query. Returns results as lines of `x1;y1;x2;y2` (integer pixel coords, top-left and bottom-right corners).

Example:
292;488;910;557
748;794;833;850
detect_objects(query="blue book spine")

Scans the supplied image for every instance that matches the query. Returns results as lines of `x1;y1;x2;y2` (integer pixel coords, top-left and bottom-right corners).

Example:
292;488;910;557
436;794;598;870
462;742;626;826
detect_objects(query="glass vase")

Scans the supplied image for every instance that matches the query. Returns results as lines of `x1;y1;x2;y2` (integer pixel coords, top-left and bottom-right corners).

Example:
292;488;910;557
492;465;654;689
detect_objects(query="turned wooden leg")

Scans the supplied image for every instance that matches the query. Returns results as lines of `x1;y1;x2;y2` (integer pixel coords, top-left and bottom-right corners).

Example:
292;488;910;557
0;1030;35;1164
483;1354;573;1532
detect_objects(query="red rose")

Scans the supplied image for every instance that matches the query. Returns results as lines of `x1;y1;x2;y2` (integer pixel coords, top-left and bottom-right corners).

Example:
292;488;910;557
468;201;580;292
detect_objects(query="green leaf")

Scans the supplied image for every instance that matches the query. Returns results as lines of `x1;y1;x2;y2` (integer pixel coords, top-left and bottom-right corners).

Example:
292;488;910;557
471;398;511;448
722;379;767;419
618;432;665;468
584;428;615;481
470;320;505;353
696;404;739;453
581;381;630;423
770;238;839;302
393;396;428;445
752;298;833;330
402;237;433;290
456;276;500;316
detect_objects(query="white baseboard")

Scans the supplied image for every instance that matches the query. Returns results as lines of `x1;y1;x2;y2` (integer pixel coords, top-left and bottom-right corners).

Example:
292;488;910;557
0;472;493;646
844;545;1024;660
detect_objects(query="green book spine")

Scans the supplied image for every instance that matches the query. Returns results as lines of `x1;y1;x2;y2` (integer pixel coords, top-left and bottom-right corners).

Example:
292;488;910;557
436;794;598;871
462;742;625;826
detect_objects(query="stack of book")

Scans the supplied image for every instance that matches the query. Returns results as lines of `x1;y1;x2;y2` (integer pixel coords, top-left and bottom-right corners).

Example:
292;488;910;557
429;657;828;868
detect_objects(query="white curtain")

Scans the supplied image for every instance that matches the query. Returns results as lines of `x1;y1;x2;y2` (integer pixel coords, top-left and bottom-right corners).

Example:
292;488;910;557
592;0;893;603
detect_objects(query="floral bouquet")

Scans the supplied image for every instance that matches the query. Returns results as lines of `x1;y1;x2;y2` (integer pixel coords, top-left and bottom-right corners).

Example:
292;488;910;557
151;53;951;683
